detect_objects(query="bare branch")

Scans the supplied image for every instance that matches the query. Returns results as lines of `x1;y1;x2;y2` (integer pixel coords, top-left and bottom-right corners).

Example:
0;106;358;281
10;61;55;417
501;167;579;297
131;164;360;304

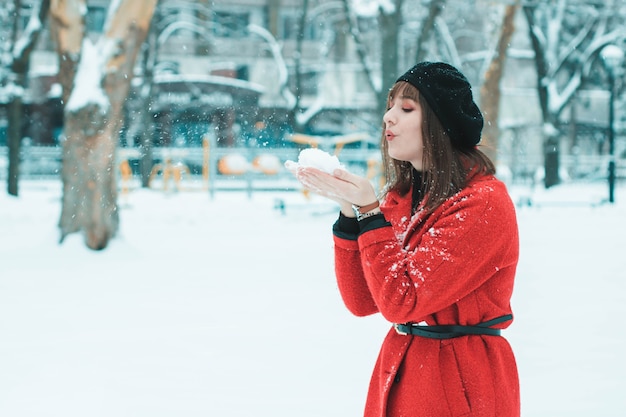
340;0;379;93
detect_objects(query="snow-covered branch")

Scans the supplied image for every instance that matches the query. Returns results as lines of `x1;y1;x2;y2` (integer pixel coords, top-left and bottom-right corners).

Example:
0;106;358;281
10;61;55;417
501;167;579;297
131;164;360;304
341;0;380;93
102;0;123;34
12;5;43;60
434;16;462;68
10;0;50;69
247;24;297;109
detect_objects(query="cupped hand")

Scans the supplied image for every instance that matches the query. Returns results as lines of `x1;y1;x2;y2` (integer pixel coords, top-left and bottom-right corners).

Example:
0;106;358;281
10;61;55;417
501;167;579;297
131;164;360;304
292;166;378;215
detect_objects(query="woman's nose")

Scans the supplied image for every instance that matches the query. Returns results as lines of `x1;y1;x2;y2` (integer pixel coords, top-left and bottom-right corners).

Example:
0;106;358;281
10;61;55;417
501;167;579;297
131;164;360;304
383;109;394;125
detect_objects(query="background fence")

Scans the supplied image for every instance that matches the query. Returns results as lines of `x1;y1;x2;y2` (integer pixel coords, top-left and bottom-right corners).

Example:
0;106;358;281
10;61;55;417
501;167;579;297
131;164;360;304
1;143;625;195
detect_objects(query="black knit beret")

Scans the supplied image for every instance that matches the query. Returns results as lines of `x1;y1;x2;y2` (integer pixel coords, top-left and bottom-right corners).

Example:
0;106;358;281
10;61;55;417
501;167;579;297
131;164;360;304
395;62;483;150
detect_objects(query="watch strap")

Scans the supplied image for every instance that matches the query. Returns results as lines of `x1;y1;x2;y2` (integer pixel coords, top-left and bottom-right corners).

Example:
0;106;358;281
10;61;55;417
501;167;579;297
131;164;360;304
354;200;379;214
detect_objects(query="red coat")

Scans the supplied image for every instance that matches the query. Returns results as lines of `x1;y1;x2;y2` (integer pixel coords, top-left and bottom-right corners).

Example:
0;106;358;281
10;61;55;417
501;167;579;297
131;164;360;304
333;174;520;417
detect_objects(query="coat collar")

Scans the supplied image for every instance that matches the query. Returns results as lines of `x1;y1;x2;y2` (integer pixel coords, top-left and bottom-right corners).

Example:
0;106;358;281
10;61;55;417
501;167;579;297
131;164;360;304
380;188;423;246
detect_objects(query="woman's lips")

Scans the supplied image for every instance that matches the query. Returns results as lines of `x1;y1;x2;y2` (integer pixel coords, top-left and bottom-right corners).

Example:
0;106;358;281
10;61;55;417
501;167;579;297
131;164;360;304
385;130;395;141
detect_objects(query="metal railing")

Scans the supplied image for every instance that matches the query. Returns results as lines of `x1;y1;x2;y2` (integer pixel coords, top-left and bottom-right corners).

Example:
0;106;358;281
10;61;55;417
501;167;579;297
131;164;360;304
0;145;382;195
1;145;623;191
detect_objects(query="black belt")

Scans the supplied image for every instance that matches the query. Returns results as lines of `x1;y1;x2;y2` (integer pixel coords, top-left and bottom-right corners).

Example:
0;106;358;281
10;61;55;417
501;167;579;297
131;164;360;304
393;314;512;339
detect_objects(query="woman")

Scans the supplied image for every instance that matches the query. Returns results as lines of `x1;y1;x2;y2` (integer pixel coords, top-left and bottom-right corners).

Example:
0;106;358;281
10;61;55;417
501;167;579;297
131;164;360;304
293;62;520;417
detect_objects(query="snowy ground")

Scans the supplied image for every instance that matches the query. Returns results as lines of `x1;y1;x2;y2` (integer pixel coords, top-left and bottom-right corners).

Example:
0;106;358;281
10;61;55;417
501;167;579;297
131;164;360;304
1;178;625;417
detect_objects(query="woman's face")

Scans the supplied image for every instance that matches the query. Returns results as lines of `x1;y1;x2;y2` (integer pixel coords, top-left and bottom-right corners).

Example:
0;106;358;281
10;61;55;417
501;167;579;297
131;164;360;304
383;92;425;171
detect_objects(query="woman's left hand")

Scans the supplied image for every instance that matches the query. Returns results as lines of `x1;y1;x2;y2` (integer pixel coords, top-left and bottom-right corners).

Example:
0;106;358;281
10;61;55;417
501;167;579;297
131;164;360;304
295;166;378;208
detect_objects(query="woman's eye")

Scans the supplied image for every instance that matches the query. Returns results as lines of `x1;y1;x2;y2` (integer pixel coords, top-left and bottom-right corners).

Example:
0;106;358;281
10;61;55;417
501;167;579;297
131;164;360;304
402;108;413;112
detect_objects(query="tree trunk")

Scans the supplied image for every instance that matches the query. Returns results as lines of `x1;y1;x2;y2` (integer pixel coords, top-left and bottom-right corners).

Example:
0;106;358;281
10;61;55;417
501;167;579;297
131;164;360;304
479;2;518;165
49;0;83;104
60;101;117;247
378;0;403;117
7;95;22;196
6;0;51;196
523;5;559;188
340;0;378;96
542;121;561;188
139;11;158;188
415;0;445;63
6;0;22;198
51;0;157;250
289;0;308;132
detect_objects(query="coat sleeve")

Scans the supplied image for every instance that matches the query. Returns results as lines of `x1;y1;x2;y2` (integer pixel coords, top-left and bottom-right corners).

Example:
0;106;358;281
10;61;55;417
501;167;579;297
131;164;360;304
356;181;519;324
333;219;380;317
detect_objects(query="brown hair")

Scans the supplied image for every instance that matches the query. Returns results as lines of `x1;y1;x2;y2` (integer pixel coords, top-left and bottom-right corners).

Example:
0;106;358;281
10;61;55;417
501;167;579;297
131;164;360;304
380;81;495;215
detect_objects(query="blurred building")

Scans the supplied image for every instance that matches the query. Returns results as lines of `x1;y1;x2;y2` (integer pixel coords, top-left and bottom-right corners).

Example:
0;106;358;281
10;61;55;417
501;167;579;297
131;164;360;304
1;0;621;184
1;0;380;150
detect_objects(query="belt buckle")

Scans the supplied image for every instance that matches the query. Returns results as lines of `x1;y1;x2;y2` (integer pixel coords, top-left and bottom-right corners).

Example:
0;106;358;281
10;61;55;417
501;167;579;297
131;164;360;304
394;323;408;336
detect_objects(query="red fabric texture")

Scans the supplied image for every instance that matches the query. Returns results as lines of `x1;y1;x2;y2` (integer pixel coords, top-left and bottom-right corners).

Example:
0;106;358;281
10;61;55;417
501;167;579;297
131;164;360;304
333;174;520;417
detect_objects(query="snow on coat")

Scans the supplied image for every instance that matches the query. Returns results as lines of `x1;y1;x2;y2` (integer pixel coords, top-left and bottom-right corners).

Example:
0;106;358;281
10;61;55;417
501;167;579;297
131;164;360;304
333;173;520;417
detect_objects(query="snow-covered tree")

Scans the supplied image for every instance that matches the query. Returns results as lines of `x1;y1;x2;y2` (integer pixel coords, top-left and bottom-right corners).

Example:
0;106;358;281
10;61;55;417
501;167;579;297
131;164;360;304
341;0;404;117
523;0;626;188
1;0;50;196
479;1;519;165
49;0;157;250
343;0;515;155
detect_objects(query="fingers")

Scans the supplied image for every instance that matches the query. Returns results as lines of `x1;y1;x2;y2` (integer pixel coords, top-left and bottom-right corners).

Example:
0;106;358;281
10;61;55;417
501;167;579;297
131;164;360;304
333;168;376;192
292;167;347;205
331;167;358;184
296;167;376;206
296;167;337;194
284;160;299;174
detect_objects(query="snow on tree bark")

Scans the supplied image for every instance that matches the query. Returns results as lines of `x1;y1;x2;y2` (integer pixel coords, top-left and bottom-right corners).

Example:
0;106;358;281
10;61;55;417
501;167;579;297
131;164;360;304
50;0;157;250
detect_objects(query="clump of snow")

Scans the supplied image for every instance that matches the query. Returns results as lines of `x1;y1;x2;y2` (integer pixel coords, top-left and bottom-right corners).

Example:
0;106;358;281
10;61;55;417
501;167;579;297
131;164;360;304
284;148;346;174
351;0;396;17
65;39;110;113
47;83;62;99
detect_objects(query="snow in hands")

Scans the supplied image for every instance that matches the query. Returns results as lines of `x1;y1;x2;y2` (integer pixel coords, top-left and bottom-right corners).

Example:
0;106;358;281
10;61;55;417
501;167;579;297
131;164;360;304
285;148;346;174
